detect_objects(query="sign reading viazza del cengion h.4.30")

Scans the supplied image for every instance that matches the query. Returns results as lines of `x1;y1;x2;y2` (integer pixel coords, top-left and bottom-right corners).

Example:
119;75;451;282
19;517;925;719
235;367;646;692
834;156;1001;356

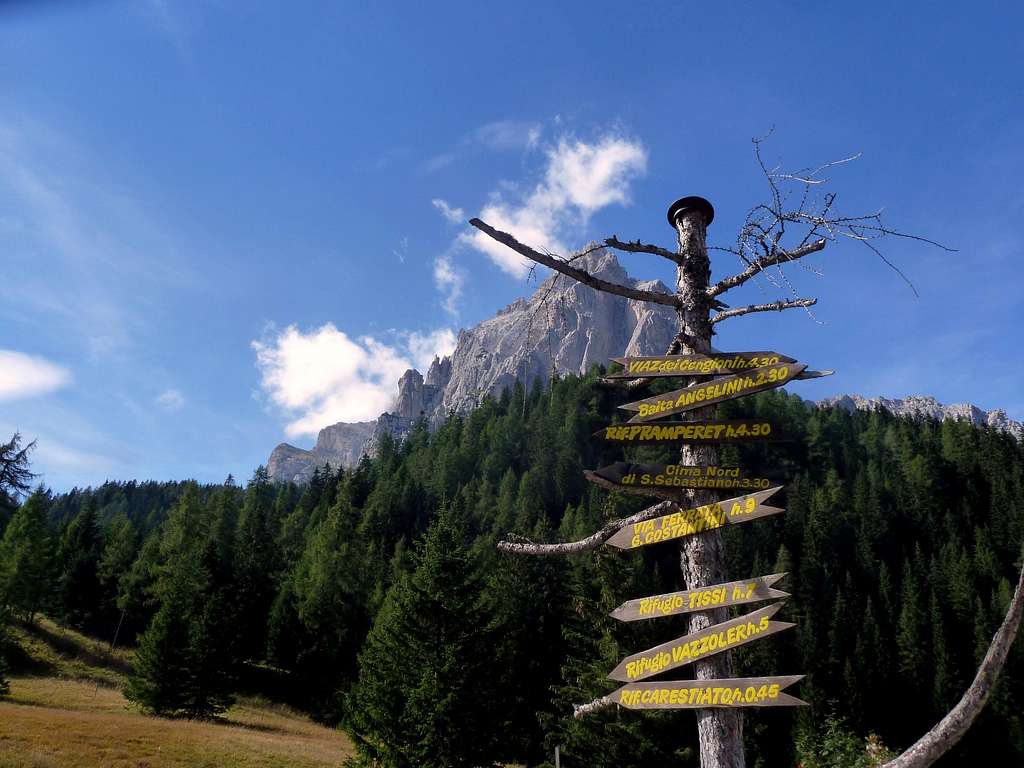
580;346;828;710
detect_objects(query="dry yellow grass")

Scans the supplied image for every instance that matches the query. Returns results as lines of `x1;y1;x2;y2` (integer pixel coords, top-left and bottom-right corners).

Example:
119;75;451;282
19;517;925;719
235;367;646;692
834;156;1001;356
0;618;355;768
0;678;355;768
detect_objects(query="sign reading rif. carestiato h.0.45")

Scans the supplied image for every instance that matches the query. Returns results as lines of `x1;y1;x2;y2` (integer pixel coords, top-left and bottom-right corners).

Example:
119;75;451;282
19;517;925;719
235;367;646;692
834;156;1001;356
607;602;794;682
605;486;783;550
606;351;797;378
610;573;789;622
594;419;780;446
620;362;808;423
586;462;772;497
613;675;807;709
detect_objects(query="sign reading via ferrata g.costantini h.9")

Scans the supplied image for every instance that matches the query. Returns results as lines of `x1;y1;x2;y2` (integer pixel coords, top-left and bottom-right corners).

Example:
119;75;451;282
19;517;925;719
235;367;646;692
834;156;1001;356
604;487;784;550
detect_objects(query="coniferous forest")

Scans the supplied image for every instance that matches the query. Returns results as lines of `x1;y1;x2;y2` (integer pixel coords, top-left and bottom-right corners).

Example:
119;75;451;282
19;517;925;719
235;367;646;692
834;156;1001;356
1;371;1023;767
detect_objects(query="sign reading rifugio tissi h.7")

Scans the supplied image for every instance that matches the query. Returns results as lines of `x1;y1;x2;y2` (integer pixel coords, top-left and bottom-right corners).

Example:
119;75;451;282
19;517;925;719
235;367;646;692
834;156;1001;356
610;573;789;622
613;675;807;710
607;602;794;682
606;351;797;378
604;487;783;550
594;419;779;445
587;462;772;495
620;362;807;422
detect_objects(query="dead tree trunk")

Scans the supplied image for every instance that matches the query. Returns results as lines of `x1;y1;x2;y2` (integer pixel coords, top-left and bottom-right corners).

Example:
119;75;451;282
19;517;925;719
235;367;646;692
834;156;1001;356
672;201;745;768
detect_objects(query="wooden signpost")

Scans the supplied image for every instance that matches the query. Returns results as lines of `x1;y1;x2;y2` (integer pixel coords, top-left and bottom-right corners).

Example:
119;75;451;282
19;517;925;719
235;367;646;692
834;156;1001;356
619;362;808;422
604;487;784;550
607;602;794;682
586;462;772;499
610;573;789;622
613;675;807;710
595;419;780;446
606;351;797;378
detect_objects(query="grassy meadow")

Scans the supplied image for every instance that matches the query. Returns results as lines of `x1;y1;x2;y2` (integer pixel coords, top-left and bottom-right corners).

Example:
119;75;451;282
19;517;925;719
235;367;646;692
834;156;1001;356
0;618;354;768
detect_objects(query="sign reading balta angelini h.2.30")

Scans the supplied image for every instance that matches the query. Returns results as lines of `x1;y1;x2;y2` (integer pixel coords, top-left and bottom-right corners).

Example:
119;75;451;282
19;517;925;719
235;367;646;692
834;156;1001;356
620;362;808;422
595;419;780;446
586;462;772;497
605;351;797;378
610;573;789;622
604;487;783;550
613;675;807;710
607;602;794;682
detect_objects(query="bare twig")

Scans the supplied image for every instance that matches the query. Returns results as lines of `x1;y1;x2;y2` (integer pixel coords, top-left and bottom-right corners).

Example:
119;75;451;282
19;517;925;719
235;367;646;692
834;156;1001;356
710;298;817;325
496;498;678;556
604;236;680;263
708;239;827;297
469;219;681;309
882;551;1024;768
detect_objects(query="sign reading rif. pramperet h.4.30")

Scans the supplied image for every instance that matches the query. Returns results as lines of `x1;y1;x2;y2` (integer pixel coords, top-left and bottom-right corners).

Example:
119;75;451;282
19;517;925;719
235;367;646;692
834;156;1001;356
607;602;793;682
613;675;807;710
620;362;807;422
605;487;783;550
585;462;772;499
606;351;796;378
610;573;789;622
594;419;780;446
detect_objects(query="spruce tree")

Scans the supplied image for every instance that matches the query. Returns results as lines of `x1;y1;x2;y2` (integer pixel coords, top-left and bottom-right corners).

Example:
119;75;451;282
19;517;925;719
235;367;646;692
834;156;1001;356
57;496;103;629
346;503;498;768
0;488;53;622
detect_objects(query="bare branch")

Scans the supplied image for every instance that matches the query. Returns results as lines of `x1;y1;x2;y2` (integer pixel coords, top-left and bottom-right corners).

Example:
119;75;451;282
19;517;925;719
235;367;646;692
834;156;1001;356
883;552;1024;768
604;236;680;263
710;298;817;325
708;239;827;297
496;498;678;556
469;218;681;308
573;695;615;719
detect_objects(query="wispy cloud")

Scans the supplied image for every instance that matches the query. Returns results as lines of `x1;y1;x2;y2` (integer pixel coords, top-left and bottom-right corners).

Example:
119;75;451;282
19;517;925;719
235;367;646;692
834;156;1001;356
433;252;466;317
422;119;543;174
461;133;648;277
432;198;466;224
252;323;456;438
0;350;70;402
156;388;185;411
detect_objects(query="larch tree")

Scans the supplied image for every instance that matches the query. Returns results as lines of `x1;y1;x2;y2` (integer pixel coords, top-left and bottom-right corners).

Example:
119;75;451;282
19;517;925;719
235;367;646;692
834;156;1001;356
469;138;1021;768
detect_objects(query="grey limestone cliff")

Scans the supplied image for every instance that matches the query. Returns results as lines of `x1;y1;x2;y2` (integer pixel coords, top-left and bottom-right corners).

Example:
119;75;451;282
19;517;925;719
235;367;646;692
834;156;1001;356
818;394;1023;440
267;248;677;481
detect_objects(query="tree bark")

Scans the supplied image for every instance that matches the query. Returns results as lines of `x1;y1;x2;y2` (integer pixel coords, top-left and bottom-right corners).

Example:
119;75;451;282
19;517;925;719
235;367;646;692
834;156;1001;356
673;207;746;768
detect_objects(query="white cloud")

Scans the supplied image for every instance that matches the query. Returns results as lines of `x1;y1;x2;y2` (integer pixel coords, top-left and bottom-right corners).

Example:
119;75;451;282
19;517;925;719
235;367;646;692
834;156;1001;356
0;350;70;402
470;120;543;151
252;323;456;439
461;134;648;277
404;328;457;370
433;252;466;317
432;198;466;224
156;388;185;411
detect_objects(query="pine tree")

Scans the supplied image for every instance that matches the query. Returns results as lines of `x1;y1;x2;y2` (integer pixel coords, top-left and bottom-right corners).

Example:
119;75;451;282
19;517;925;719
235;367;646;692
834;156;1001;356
234;467;279;662
346;504;499;768
57;496;103;629
0;488;53;622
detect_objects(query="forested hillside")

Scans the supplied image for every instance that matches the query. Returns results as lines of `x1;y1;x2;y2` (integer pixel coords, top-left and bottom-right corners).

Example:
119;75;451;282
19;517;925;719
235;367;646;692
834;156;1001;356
2;371;1022;767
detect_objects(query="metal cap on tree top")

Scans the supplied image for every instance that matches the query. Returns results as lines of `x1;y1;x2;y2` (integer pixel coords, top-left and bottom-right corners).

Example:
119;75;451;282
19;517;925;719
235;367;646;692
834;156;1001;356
667;196;714;227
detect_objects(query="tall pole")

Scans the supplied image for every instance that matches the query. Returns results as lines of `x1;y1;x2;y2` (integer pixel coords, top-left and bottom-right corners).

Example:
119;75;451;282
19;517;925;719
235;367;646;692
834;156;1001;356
671;197;745;768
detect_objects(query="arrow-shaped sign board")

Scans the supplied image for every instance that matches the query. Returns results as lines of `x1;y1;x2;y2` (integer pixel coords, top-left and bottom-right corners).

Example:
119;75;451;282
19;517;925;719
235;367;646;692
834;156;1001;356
586;462;772;498
594;419;780;446
620;362;808;423
607;351;797;379
607;602;793;682
610;573;790;622
605;487;783;550
614;675;807;710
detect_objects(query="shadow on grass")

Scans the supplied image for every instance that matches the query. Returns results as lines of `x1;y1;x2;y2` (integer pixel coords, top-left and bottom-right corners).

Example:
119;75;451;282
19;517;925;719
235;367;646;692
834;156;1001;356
8;617;134;680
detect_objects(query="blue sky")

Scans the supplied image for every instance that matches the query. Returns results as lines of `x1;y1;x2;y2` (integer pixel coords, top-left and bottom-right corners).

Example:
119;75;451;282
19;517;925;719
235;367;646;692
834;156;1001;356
2;1;1022;490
